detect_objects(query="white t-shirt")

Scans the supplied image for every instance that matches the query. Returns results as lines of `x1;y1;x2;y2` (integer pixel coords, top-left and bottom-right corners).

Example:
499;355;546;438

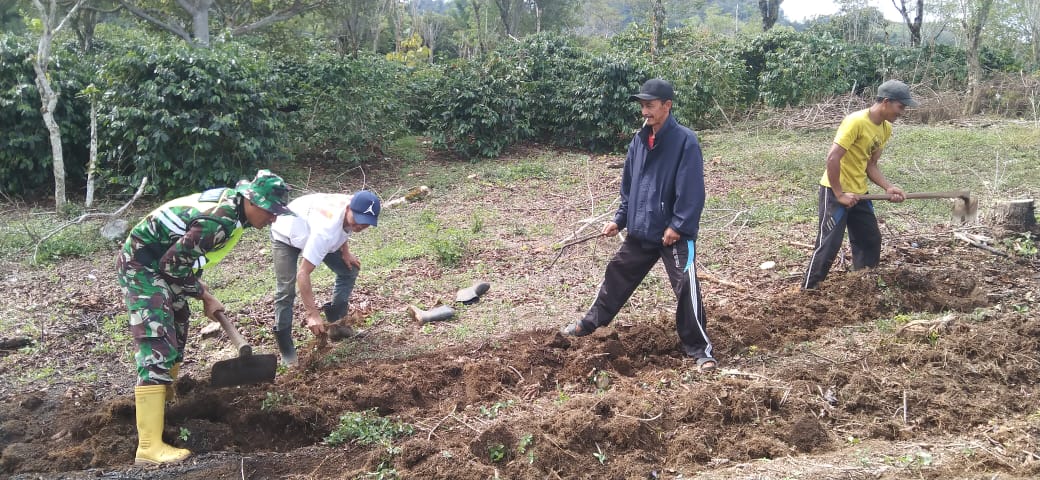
271;193;353;267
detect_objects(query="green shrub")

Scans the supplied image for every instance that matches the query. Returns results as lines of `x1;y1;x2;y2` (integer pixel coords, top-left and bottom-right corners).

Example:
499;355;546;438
611;25;751;129
97;28;287;196
741;28;884;107
276;51;410;165
425;53;532;158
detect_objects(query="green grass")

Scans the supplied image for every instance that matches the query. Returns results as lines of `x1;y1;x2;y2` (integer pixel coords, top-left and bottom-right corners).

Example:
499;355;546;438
0;210;116;265
383;135;427;164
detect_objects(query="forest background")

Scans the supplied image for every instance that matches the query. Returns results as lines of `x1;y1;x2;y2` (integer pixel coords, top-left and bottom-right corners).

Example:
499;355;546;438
1;0;1038;212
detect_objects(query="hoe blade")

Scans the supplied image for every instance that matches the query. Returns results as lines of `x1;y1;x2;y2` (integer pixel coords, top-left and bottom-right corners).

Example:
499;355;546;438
210;354;277;388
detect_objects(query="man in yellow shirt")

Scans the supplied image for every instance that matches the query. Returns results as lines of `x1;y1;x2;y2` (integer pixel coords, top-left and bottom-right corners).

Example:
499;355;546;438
803;80;917;290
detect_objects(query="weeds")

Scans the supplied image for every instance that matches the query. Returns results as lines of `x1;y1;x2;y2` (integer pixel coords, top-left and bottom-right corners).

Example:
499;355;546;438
517;434;535;464
325;409;415;447
178;427;191;442
1004;232;1037;257
487;443;506;463
479;400;515;419
260;391;294;411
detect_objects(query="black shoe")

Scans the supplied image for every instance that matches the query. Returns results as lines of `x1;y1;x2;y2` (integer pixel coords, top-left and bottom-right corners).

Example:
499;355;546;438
560;321;591;337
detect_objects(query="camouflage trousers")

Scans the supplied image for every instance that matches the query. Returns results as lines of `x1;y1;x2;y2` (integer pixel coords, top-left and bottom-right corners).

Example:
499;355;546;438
116;242;190;386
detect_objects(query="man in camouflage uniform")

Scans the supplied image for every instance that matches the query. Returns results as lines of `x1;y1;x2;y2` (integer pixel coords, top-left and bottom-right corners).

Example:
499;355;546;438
116;169;293;465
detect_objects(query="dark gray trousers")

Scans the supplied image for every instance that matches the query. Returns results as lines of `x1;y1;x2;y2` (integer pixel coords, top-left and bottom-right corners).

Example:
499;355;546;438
803;186;882;289
579;235;713;359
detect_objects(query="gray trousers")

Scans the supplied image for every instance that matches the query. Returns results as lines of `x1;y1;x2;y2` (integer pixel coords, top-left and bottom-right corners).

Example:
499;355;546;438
579;235;713;360
272;239;359;333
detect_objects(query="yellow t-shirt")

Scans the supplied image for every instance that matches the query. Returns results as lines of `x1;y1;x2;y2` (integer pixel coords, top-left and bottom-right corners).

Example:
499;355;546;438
819;108;891;194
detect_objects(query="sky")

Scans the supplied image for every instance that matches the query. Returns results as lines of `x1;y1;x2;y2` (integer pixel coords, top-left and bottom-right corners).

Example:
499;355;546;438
781;0;905;23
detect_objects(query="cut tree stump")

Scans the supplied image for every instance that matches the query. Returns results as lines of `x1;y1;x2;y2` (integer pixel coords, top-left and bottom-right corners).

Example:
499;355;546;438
992;199;1036;230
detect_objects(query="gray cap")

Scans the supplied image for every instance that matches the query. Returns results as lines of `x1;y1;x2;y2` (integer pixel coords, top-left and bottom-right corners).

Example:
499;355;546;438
877;80;918;107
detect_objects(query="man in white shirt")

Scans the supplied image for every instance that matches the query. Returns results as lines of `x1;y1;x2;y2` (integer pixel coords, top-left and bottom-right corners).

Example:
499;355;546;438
270;190;381;365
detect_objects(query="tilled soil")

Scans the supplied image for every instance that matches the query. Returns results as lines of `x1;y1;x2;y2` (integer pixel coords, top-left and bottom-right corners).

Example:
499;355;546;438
3;233;1039;479
3;146;1040;479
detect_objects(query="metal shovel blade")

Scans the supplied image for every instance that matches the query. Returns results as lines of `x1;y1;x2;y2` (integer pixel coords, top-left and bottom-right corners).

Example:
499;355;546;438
210;353;277;388
952;195;979;224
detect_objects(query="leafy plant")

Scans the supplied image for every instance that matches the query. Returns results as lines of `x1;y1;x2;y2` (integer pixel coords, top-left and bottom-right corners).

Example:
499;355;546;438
593;443;607;465
487;443;506;463
260;391;293;411
325;409;415;447
516;433;533;454
1003;232;1037;257
479;400;515;419
178;427;191;442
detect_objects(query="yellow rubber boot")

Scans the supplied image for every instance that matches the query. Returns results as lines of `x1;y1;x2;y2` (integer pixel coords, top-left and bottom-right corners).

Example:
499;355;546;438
166;363;181;400
134;385;191;465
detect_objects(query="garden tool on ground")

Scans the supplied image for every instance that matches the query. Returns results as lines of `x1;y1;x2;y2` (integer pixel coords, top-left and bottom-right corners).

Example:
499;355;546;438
857;190;978;224
210;311;277;388
408;304;455;324
455;281;491;305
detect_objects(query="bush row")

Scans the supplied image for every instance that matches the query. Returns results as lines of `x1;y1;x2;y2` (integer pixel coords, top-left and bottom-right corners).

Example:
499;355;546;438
0;26;1014;199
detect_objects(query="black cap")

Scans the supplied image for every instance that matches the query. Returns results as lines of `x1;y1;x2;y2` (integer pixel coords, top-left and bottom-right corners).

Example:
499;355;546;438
629;78;674;102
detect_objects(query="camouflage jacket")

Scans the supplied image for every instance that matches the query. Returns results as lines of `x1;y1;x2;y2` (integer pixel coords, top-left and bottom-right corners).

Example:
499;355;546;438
123;188;246;297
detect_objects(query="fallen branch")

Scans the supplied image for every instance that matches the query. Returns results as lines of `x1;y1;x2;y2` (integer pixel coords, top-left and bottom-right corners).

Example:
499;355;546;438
427;404;457;441
953;231;1008;257
697;271;746;291
545;232;605;271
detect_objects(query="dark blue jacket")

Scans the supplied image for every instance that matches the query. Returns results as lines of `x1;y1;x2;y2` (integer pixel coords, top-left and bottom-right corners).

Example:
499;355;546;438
613;114;705;244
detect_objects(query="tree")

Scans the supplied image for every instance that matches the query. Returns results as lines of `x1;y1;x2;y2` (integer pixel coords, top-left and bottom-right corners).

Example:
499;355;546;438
892;0;923;46
413;8;448;62
650;0;664;57
117;0;324;47
758;0;780;31
493;0;522;37
1021;0;1040;68
960;0;993;115
31;0;85;212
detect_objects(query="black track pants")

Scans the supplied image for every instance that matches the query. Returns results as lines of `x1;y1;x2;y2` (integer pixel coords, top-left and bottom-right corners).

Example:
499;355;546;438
579;235;713;359
803;186;882;289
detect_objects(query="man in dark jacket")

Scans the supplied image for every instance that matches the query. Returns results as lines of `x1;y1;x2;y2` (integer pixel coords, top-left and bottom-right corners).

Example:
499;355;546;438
560;78;716;372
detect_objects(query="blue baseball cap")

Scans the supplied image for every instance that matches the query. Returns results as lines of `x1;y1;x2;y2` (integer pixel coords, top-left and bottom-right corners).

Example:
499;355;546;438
349;190;381;226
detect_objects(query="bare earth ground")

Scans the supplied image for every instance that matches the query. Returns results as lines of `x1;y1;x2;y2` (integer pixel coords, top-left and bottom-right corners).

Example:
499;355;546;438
1;142;1039;480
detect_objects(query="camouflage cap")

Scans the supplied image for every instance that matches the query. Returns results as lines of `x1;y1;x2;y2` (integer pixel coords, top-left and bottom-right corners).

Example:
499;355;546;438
235;169;293;216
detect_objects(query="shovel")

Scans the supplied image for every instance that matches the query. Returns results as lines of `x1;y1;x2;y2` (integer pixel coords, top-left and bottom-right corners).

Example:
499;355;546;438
857;190;978;224
210;311;277;388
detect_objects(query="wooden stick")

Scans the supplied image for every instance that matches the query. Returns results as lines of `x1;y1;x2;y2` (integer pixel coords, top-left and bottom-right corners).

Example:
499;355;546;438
546;232;605;270
953;231;1008;257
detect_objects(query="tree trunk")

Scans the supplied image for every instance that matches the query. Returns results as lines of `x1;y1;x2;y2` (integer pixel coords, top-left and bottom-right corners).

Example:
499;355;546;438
962;0;994;115
758;0;780;32
992;199;1036;231
85;100;97;208
31;0;84;212
192;3;211;46
892;0;923;46
534;2;541;33
650;0;664;58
